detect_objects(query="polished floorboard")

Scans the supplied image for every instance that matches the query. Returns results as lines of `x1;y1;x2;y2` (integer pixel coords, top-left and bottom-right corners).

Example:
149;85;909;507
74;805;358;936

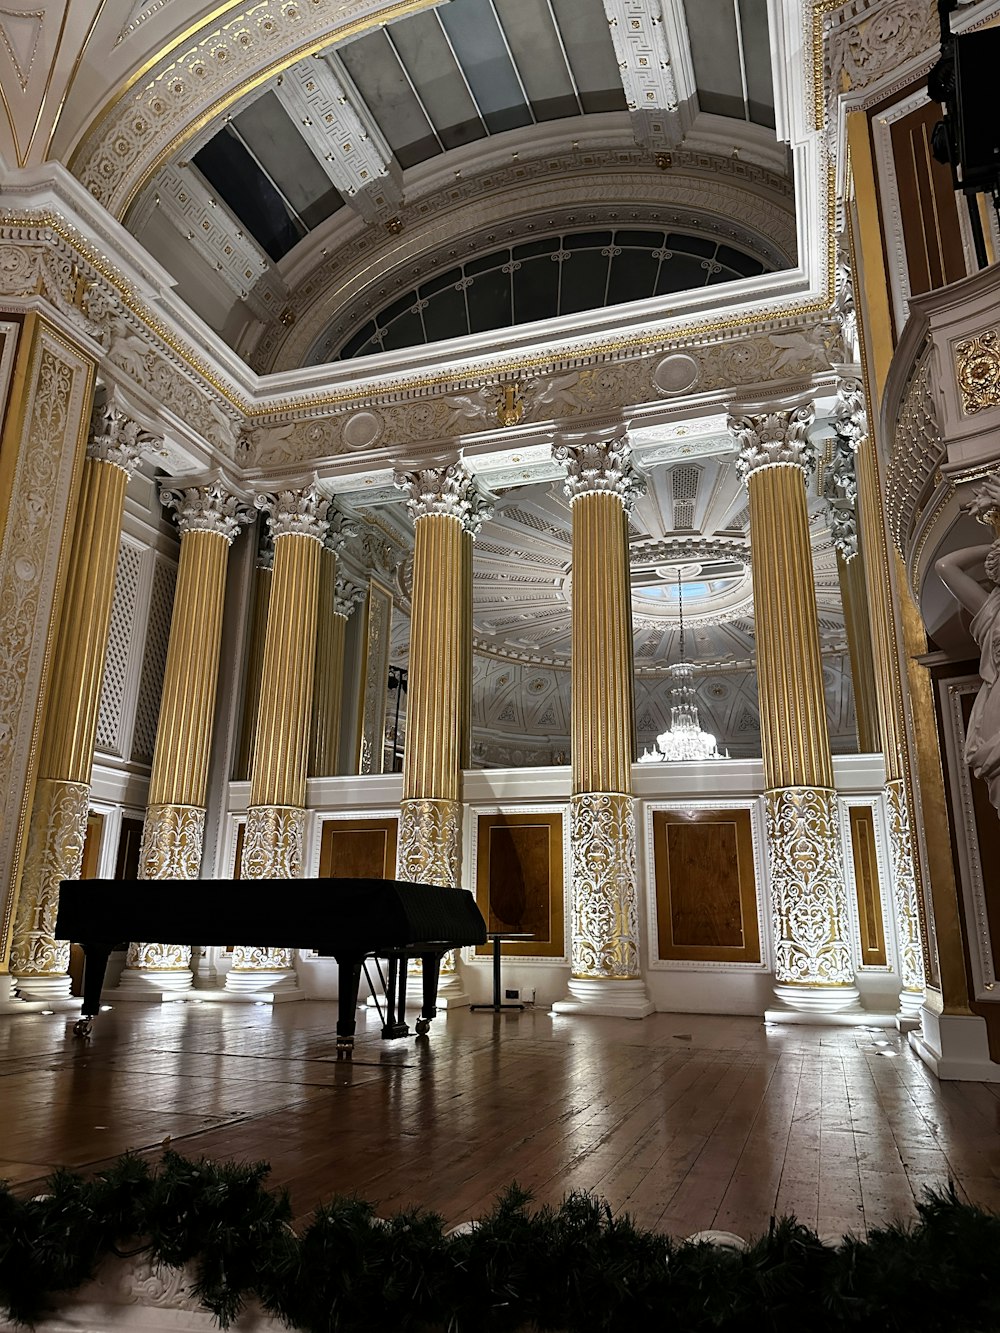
2;999;1000;1242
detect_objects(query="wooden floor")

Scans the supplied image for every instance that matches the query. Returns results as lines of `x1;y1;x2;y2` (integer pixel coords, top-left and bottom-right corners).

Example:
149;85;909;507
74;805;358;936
3;999;1000;1242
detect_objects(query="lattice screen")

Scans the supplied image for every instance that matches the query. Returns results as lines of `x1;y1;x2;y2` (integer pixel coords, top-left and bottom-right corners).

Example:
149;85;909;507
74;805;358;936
96;539;143;756
131;555;177;765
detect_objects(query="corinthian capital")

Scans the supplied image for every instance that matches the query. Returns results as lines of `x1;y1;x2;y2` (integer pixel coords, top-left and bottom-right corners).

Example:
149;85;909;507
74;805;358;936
832;375;867;450
255;479;330;542
729;403;816;482
87;403;156;475
334;577;365;619
553;432;643;509
323;506;359;554
160;471;256;543
393;460;493;534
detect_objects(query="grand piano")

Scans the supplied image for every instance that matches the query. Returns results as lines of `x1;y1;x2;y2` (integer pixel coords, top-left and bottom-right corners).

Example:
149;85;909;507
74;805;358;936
55;877;487;1057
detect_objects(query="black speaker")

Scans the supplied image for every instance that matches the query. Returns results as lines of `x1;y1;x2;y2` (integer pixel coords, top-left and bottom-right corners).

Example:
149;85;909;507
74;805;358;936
953;28;1000;191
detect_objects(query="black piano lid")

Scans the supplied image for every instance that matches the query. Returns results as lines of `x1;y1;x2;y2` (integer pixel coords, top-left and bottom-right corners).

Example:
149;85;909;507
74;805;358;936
55;877;488;954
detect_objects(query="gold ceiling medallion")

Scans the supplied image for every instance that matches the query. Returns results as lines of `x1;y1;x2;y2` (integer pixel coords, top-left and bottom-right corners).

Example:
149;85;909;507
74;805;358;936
955;329;1000;415
495;382;524;428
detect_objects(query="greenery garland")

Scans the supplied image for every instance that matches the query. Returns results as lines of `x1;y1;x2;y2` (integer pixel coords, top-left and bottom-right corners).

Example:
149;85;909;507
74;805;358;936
1;1151;999;1331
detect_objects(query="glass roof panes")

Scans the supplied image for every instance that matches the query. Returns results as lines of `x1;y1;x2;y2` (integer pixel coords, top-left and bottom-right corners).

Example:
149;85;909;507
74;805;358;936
328;228;767;362
336;34;441;170
682;0;775;128
739;0;776;128
439;0;534;135
193;129;305;262
234;92;344;231
549;0;627;114
493;0;580;120
388;13;486;150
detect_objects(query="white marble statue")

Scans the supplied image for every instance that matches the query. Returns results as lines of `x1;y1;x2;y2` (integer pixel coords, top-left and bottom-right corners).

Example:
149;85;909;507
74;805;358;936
936;540;1000;813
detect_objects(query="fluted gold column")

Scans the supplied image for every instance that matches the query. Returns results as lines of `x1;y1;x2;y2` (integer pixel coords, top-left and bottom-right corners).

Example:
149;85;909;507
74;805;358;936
837;549;880;753
835;373;926;1020
234;537;273;782
393;463;487;887
552;433;652;1018
119;474;255;993
229;482;328;993
730;405;860;1016
11;405;146;1000
309;512;358;778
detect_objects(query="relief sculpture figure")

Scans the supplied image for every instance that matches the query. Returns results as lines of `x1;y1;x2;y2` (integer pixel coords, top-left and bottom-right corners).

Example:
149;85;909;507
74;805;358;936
936;540;1000;815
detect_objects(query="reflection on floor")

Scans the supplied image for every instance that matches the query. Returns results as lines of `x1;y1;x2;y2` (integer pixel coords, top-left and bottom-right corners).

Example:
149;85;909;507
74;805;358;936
2;1001;999;1240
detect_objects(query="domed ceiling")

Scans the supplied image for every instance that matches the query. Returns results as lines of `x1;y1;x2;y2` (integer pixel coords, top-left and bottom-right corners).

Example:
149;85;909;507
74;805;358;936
126;0;796;369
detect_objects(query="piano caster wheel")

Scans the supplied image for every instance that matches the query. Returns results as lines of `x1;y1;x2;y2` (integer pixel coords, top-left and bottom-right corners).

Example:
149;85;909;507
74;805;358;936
73;1018;93;1039
336;1040;354;1062
415;1018;431;1036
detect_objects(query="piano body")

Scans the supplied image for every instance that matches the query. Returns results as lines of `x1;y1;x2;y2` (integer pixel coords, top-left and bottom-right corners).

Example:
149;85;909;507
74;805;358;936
55;877;487;1057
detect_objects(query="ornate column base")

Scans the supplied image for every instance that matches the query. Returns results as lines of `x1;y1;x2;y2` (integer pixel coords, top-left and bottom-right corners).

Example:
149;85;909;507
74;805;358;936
223;963;302;1001
884;779;926;1001
397;797;463;886
12;973;75;1003
765;786;862;1019
114;969;195;999
910;1008;1000;1081
764;983;876;1027
896;987;924;1032
139;803;206;879
9;777;90;1001
232;806;307;992
552;977;654;1018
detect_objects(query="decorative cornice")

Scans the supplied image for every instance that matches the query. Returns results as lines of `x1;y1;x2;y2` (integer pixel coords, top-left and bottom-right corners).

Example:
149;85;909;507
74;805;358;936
553;434;644;509
87;403;155;475
729;404;817;482
393;461;492;532
255;480;330;542
160;471;256;543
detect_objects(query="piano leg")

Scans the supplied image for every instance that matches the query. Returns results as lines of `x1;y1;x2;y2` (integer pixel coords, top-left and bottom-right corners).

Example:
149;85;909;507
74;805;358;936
336;958;363;1060
74;942;114;1037
381;953;410;1040
415;951;441;1037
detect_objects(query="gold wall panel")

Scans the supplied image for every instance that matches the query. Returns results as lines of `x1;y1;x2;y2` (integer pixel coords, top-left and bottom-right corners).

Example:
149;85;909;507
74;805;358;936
652;809;761;964
114;816;143;880
888;100;966;300
475;812;564;959
319;818;398;880
80;812;103;880
848;805;888;968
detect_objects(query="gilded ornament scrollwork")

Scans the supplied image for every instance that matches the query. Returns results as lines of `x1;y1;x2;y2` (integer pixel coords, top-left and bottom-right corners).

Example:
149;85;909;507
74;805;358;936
569;792;641;980
765;786;854;986
397;798;462;887
240;805;306;879
138;804;206;880
0;330;94;951
730;404;817;482
126;940;192;970
10;779;90;977
884;779;925;996
955;329;1000;416
231;944;294;971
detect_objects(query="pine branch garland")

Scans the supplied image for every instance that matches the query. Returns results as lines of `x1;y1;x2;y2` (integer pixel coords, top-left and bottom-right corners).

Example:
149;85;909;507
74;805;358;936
1;1154;999;1332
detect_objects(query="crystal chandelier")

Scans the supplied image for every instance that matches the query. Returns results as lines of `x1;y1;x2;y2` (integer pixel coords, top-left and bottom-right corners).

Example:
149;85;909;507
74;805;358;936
639;570;721;763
